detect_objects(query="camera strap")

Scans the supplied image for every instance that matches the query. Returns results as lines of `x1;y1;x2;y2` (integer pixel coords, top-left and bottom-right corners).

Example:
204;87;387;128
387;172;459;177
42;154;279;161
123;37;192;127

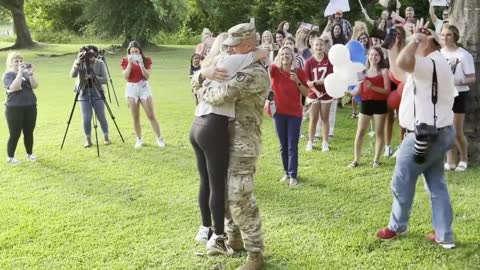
414;58;438;128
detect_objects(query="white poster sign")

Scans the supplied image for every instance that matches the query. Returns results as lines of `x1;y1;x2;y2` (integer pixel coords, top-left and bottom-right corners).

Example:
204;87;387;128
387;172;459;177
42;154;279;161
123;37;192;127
431;0;449;6
324;0;351;17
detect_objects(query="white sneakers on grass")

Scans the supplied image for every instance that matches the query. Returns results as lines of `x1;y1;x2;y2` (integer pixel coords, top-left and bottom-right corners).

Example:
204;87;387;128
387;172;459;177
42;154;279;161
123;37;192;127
7;154;37;165
195;226;233;256
321;142;330;152
134;137;166;149
306;141;313;152
206;233;234;256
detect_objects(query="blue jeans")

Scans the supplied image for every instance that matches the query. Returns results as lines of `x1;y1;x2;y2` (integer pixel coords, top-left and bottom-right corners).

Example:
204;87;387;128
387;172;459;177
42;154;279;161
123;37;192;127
273;113;302;179
388;126;455;244
78;88;109;137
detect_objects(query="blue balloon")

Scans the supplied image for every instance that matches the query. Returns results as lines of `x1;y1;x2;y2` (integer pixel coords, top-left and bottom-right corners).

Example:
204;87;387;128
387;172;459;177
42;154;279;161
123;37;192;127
348;85;362;103
346;40;366;64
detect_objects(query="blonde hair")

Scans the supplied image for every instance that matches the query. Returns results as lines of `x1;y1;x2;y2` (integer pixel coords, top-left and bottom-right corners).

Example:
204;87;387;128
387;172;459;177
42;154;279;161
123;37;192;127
352;21;368;41
6;51;22;69
261;30;273;45
274;46;295;69
201;32;228;69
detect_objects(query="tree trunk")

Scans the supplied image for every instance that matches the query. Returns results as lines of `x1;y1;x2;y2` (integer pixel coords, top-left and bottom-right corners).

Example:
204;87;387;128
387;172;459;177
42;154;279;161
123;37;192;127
450;0;480;165
0;0;36;50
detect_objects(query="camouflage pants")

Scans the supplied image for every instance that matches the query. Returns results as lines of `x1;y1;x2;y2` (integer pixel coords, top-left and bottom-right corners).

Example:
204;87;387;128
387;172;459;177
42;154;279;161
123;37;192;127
225;156;264;253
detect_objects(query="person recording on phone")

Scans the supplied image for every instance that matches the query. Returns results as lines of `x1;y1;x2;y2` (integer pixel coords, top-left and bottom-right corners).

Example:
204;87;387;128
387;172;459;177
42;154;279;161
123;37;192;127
3;52;39;164
70;45;110;147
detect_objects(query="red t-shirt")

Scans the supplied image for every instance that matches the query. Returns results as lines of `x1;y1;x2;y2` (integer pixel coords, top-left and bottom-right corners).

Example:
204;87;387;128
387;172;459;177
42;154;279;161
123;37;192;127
360;73;389;101
270;64;308;118
303;55;333;100
121;57;152;83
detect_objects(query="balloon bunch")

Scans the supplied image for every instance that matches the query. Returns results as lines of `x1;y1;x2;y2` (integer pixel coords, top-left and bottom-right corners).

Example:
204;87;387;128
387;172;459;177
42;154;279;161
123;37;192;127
324;41;367;99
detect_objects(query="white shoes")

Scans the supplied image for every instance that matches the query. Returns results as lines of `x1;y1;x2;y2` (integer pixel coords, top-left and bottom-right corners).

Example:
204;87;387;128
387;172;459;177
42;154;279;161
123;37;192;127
279;175;289;183
195;225;212;245
157;137;166;148
134;138;143;149
321;142;330;152
289;178;298;187
26;154;37;162
7;157;20;165
383;145;393;157
206;233;234;256
306;141;313;152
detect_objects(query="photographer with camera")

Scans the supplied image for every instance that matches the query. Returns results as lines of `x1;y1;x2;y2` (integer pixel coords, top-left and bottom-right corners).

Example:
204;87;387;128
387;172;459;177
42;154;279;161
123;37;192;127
376;20;457;249
3;52;39;164
70;45;110;147
121;41;165;149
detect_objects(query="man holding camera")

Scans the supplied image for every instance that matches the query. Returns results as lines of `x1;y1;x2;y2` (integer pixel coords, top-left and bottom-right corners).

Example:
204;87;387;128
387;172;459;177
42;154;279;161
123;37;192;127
376;21;457;249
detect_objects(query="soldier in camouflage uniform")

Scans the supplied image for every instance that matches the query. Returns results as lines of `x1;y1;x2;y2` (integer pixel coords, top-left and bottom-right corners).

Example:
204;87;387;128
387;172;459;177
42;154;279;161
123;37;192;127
192;23;269;270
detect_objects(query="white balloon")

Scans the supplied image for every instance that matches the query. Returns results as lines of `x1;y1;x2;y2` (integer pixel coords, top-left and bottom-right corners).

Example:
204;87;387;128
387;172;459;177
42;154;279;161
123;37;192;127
324;73;351;99
351;62;366;72
328;44;350;66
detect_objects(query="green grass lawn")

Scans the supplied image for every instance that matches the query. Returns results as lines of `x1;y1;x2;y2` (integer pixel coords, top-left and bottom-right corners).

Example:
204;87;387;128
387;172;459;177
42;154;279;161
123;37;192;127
0;44;479;270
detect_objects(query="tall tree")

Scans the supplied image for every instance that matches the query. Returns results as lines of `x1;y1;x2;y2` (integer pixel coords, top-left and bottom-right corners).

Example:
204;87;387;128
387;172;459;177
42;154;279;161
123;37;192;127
0;0;35;49
450;0;480;164
81;0;187;47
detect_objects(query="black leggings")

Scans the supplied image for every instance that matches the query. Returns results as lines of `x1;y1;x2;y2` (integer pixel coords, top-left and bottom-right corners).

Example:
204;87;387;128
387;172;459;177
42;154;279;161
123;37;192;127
189;114;229;235
5;105;37;158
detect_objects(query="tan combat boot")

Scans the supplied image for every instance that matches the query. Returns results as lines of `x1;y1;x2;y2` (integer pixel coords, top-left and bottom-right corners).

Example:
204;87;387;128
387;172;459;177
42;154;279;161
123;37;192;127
237;252;264;270
227;233;245;252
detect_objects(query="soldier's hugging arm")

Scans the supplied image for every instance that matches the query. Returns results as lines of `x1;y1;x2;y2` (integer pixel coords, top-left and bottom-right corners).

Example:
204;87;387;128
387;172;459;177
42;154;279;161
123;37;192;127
199;71;251;105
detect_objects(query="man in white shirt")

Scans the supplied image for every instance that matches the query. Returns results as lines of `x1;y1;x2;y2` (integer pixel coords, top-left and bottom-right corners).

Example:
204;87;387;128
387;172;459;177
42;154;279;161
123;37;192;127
429;0;449;33
376;25;457;249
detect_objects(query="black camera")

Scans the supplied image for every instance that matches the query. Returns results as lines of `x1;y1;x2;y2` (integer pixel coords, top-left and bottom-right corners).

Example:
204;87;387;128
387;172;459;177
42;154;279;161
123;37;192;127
382;27;398;50
413;123;439;164
78;46;98;61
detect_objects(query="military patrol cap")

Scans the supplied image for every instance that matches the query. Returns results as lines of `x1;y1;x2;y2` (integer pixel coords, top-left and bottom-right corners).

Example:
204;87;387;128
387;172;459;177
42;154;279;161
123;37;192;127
223;23;256;46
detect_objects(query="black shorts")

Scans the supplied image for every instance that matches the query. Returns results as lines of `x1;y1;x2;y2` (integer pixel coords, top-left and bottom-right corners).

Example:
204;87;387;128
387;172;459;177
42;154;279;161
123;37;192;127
361;100;388;116
452;91;468;114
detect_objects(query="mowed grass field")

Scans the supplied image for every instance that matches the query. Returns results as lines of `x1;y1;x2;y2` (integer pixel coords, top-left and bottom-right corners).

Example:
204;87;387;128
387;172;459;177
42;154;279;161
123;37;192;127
0;42;479;269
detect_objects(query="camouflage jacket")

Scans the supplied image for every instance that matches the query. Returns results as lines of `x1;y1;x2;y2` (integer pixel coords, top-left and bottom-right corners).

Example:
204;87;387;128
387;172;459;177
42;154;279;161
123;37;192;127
191;62;270;157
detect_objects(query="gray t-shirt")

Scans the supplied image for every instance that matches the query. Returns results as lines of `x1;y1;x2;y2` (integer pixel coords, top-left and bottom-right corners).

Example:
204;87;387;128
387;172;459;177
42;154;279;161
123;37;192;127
3;72;37;107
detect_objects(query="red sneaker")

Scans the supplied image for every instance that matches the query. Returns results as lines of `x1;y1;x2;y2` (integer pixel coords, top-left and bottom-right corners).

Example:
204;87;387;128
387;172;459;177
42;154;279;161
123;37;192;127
426;232;456;249
376;228;406;240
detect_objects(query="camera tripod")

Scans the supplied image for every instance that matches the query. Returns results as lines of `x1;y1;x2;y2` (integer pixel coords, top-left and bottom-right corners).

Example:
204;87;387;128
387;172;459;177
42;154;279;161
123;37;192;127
60;61;124;157
97;51;120;107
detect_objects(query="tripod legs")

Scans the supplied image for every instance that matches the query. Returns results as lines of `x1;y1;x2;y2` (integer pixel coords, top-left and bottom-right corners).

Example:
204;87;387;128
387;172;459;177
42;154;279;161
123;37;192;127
61;92;80;150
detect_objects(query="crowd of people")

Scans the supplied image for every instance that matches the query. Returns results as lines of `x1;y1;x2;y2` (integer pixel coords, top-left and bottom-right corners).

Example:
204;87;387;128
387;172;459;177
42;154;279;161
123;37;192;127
188;1;475;269
1;1;476;269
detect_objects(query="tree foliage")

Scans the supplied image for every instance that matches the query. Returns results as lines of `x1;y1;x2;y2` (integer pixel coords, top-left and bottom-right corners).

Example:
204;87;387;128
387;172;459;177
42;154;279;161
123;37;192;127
24;0;82;32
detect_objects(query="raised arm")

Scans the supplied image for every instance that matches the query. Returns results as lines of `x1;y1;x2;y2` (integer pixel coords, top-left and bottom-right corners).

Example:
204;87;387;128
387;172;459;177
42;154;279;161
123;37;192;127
362;8;375;26
429;1;439;24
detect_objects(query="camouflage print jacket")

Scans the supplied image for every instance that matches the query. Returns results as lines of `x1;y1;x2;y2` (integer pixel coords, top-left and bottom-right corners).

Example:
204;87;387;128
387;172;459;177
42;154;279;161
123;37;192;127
191;62;270;158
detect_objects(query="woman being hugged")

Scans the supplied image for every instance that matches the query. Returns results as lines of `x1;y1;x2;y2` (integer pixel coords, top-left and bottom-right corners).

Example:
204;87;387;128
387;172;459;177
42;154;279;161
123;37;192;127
121;41;165;149
3;52;39;164
349;46;391;168
303;37;334;152
271;46;309;187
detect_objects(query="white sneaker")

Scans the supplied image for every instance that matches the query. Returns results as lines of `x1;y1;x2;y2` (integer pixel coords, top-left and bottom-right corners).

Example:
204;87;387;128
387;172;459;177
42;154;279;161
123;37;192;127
26;154;37;162
195;226;212;245
321;142;330;152
383;145;393;157
157;137;166;148
306;141;313;152
7;157;21;165
279;175;289;183
206;233;234;256
289;178;298;187
391;146;400;159
134;138;143;149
